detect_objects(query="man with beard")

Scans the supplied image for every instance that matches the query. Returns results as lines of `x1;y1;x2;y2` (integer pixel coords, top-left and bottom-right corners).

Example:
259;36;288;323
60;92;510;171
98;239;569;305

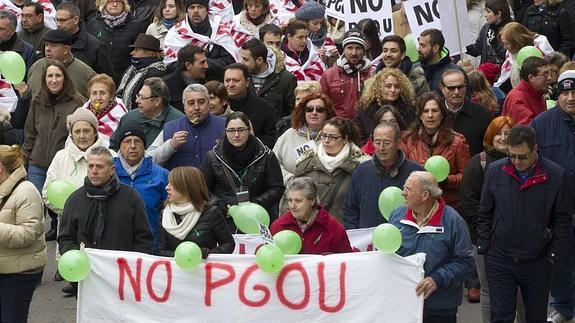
320;29;371;119
163;0;236;81
377;35;429;96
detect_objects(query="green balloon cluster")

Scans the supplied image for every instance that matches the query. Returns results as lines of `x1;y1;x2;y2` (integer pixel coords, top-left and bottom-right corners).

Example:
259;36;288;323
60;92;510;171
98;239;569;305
256;244;285;274
516;46;542;68
546;100;556;109
228;202;270;234
372;223;402;254
378;186;405;221
0;51;26;84
174;241;202;270
46;180;76;209
58;250;91;282
404;34;418;62
273;230;302;255
424;155;450;182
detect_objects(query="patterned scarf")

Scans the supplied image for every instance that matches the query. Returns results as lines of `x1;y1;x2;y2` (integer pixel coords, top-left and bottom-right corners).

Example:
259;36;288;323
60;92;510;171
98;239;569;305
101;10;128;28
335;56;369;76
308;25;328;48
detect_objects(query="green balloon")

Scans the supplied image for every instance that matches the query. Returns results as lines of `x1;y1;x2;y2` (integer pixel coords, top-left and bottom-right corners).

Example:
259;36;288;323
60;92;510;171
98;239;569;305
372;223;402;254
0;51;26;84
174;241;202;270
256;244;285;274
58;250;91;282
229;202;270;234
546;100;556;109
404;34;418;63
424;155;450;182
378;186;405;221
516;46;542;68
46;180;77;209
273;230;302;255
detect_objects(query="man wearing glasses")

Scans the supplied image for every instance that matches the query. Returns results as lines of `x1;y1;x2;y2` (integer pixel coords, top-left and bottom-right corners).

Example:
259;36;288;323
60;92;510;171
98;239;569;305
502;56;550;125
440;69;492;156
477;125;573;322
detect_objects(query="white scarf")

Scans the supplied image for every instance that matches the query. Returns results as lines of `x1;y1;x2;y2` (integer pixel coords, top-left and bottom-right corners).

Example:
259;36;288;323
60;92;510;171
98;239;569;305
317;142;350;173
162;202;202;240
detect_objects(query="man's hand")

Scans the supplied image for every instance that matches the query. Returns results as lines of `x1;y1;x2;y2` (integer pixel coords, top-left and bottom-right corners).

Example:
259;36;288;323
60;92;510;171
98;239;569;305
13;82;28;96
169;131;189;150
415;277;437;299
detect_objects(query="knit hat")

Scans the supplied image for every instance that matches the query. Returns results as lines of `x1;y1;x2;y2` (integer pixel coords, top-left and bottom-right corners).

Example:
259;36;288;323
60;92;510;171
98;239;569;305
43;29;73;46
342;28;365;49
118;123;146;146
67;108;98;132
295;1;325;21
477;63;500;86
557;70;575;94
185;0;209;9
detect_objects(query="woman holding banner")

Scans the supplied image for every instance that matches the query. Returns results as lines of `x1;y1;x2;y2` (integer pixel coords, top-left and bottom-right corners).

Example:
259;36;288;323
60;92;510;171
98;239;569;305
271;176;352;254
156;166;235;258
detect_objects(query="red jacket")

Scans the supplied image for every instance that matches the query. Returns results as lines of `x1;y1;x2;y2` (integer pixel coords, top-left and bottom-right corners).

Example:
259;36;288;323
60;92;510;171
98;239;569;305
501;80;545;125
320;65;370;119
400;130;470;209
270;207;353;255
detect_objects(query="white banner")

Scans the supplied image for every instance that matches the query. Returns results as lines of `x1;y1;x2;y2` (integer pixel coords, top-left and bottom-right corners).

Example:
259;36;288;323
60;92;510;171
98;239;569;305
343;0;393;37
325;0;345;21
404;0;441;40
78;249;425;322
233;228;375;254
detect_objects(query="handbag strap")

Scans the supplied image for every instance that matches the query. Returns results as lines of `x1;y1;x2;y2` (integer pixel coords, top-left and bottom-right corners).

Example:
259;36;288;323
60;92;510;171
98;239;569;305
0;178;25;211
221;166;239;193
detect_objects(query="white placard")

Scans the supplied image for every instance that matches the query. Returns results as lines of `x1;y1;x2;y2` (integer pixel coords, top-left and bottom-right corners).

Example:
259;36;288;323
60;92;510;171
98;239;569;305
343;0;394;37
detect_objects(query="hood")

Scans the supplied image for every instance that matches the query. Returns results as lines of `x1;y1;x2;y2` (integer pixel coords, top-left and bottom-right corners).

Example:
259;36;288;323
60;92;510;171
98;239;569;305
268;45;286;73
421;47;452;70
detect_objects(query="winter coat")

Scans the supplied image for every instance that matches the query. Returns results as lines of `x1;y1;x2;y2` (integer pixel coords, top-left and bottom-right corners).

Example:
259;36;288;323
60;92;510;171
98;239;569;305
200;137;285;230
320;64;371;119
418;48;461;93
109;105;184;150
87;13;141;83
522;4;574;56
0;33;37;74
145;22;169;48
58;181;153;254
459;149;507;243
501;79;546;125
466;21;509;65
532;106;575;201
356;100;416;145
156;203;235;257
206;43;237;82
449;99;493;156
129;0;157;29
270;206;353;254
22;92;87;169
389;199;474;316
292;144;371;222
477;157;573;261
162;70;192;112
228;92;277;148
18;25;51;54
71;22;116;79
343;150;422;229
273;127;320;183
0;166;46;274
114;156;168;241
27;56;96;99
117;59;167;110
400;130;471;210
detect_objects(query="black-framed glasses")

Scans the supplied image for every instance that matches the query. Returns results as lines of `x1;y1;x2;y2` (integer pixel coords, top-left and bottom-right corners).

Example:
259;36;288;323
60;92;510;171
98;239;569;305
442;84;466;92
136;94;158;101
508;149;533;161
225;128;249;134
305;106;326;113
56;16;74;23
320;133;342;141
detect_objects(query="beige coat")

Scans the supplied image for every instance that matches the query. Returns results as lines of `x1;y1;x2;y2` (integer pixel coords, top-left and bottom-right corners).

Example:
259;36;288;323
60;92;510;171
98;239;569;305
0;166;46;274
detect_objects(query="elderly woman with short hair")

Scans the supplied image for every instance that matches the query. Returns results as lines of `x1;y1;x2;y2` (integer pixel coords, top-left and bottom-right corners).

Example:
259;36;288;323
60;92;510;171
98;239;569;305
270;177;352;254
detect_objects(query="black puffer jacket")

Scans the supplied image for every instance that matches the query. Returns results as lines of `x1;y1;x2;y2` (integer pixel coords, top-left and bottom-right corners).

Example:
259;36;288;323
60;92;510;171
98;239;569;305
71;22;115;79
87;13;141;83
129;0;157;31
522;4;574;56
156;202;235;257
356;100;416;145
200;137;285;231
466;20;510;65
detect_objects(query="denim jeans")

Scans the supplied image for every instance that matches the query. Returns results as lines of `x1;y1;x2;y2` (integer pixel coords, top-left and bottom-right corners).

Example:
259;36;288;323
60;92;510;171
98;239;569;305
27;164;58;229
0;271;43;323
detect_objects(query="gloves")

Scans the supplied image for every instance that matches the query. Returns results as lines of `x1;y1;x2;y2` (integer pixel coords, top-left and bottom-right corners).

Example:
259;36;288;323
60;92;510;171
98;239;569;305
201;248;210;259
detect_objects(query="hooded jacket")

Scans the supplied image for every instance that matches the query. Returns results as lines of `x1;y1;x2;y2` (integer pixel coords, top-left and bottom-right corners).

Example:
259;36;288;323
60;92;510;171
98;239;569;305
418;48;462;93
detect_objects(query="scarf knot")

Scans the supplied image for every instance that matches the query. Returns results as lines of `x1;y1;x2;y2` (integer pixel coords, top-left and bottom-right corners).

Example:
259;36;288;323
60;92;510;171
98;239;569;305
162;202;203;240
84;175;121;245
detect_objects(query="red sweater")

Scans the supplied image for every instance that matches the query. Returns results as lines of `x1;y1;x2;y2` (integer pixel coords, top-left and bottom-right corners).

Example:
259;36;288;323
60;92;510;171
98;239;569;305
270;207;353;255
501;80;545;125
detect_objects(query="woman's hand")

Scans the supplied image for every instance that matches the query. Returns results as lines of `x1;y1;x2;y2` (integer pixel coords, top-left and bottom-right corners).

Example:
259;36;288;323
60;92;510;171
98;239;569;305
13;82;28;96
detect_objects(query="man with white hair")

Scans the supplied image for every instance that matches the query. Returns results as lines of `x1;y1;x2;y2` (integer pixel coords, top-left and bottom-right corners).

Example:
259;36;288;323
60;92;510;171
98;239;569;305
389;171;474;323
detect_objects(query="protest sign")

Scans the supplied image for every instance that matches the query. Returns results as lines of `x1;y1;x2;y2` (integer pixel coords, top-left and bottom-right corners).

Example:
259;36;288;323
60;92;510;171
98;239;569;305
343;0;393;37
78;248;425;322
325;0;345;21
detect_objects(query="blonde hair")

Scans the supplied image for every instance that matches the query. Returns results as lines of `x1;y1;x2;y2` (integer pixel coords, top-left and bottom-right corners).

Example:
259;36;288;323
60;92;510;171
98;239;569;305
360;68;415;108
98;0;131;13
294;81;321;97
0;145;25;174
499;22;537;54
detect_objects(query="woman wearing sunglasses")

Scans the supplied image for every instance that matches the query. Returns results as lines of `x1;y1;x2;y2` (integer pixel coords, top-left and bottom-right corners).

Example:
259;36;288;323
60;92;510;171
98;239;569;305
273;93;337;183
289;117;370;222
200;112;284;232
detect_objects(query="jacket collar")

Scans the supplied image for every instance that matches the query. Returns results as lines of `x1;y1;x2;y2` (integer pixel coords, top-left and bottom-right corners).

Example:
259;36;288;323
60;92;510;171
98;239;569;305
67;137;105;162
114;155;152;177
373;149;406;178
516;79;544;98
277;206;331;230
502;157;549;190
70;22;88;50
402;198;446;228
0;166;27;198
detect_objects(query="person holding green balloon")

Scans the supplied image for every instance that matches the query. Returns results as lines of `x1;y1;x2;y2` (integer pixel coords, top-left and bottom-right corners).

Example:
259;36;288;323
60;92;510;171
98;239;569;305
389;171;474;323
0;145;46;322
156;166;235;258
270;177;352;254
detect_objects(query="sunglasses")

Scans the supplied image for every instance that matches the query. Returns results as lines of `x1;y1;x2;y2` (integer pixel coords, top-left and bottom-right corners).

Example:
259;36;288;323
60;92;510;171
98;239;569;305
305;106;326;113
442;84;466;92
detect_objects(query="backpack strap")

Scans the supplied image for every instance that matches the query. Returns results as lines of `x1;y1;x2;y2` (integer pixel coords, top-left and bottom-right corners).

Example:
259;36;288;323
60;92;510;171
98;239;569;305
0;178;25;211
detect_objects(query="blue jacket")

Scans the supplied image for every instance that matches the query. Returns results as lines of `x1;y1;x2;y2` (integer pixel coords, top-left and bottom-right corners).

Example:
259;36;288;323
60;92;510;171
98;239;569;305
476;157;573;261
163;114;225;170
532;107;575;201
114;156;169;241
343;151;422;229
389;199;474;316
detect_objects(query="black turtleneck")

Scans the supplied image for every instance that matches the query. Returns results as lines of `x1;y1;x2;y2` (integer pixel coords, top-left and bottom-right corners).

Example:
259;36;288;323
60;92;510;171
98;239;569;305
0;32;18;51
189;17;212;36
